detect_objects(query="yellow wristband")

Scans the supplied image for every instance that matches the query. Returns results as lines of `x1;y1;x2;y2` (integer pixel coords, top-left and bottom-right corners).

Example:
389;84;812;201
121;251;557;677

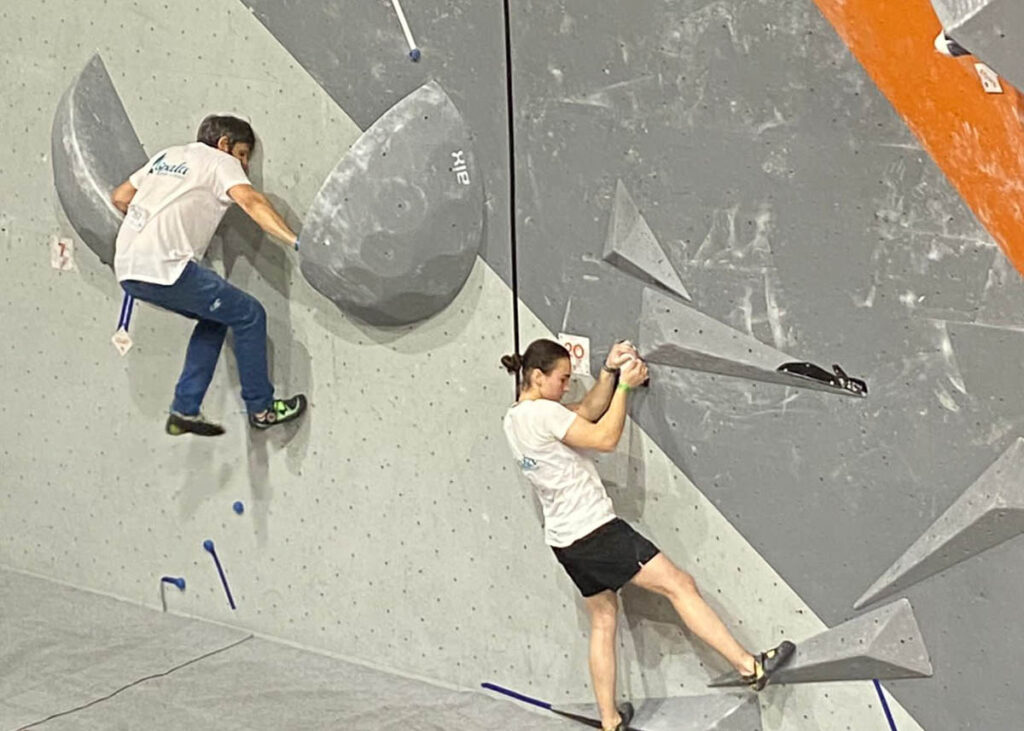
617;382;632;393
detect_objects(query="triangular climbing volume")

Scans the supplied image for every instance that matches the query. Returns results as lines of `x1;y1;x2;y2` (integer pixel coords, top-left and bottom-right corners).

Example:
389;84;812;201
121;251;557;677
639;288;865;397
603;180;691;301
709;599;932;687
856;437;1024;609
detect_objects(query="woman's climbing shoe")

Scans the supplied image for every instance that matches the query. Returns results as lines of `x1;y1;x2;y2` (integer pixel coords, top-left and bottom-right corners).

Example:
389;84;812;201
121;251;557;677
743;640;796;691
604;702;634;731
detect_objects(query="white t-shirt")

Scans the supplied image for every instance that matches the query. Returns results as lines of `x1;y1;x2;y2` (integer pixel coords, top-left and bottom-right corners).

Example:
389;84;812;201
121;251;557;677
503;399;616;547
114;142;251;284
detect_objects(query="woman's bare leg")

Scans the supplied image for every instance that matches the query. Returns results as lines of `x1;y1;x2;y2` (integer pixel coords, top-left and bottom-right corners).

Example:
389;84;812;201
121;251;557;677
584;590;623;730
630;553;756;675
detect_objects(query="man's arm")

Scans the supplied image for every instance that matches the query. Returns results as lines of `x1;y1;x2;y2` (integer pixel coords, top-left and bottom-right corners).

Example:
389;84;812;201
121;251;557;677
562;359;648;453
110;180;137;214
228;184;299;249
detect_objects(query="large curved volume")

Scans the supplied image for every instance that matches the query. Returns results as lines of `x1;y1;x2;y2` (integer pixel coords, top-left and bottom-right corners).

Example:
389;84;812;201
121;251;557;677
52;54;148;267
300;80;484;326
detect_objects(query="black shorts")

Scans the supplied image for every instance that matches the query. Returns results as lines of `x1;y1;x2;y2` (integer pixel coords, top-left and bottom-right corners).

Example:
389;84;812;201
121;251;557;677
552;518;660;597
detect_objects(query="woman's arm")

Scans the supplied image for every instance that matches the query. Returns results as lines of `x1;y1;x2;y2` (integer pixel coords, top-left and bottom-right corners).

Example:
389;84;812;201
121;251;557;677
566;341;638;421
562;358;648;452
567;367;618;422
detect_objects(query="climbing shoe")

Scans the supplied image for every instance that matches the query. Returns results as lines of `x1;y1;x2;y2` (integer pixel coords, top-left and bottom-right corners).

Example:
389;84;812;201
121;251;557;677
617;702;635;730
248;394;307;430
604;702;635;731
165;411;225;437
743;640;796;691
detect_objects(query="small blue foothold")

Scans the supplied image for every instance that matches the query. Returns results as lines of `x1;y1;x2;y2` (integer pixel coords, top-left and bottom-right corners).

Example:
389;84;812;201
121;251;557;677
161;576;186;590
203;539;215;552
409;48;421;62
233;500;244;515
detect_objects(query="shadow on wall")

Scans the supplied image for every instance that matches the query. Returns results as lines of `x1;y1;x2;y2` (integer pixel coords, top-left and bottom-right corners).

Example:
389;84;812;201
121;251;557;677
194;151;313;544
593;420;648;525
307;251;489;352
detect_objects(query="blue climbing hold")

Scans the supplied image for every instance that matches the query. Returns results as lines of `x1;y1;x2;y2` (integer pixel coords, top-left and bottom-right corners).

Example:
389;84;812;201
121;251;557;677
233;500;245;515
161;576;186;590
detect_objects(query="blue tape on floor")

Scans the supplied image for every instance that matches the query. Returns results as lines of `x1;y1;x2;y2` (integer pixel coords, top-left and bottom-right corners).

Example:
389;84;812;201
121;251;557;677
481;682;552;710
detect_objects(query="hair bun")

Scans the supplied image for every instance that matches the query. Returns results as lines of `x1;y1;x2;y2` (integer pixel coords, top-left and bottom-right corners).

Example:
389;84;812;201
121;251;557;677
500;353;522;374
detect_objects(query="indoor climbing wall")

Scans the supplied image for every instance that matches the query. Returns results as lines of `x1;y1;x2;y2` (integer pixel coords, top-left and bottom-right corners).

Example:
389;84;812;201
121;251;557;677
504;2;1024;729
3;0;1024;729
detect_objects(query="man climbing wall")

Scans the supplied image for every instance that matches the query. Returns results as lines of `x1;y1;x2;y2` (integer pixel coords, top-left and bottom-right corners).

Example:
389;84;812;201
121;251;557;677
110;114;307;436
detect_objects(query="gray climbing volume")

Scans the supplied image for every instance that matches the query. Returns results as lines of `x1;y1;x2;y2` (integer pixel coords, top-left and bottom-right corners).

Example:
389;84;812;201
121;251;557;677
856;437;1024;609
299;80;484;326
603;179;690;301
52;54;148;267
709;598;933;687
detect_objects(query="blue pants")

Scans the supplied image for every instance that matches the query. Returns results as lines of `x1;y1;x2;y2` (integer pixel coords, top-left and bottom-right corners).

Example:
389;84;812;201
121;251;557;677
121;262;274;415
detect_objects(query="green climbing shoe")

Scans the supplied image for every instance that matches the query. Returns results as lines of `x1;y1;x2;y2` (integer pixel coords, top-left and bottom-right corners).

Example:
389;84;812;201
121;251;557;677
248;394;307;430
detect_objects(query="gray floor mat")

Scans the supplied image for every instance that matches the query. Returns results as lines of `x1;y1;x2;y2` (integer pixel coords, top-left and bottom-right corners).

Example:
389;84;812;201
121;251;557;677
1;569;578;730
1;569;247;730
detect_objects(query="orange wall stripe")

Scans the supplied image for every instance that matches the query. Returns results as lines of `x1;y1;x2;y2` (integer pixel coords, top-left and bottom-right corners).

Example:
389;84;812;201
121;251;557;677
813;0;1024;273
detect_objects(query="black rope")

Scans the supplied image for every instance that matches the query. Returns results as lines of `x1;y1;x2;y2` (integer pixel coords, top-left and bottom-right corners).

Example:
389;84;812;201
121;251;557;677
502;0;522;395
17;634;255;729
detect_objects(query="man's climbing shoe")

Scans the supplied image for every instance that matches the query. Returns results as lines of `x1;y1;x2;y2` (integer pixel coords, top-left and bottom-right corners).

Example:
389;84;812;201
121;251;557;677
743;640;796;691
604;702;635;731
248;394;307;430
165;411;225;437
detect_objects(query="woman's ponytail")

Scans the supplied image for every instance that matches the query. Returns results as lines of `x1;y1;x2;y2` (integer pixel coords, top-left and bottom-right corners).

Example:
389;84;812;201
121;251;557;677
500;353;523;374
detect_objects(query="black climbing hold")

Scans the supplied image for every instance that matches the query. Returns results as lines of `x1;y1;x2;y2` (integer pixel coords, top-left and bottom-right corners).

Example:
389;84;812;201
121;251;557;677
776;362;867;397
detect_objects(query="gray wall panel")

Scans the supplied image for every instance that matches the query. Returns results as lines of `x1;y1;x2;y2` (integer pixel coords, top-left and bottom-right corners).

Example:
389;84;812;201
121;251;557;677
507;2;1024;729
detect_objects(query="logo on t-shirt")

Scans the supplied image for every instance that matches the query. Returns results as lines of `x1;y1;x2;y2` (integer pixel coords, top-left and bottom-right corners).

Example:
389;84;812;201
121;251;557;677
518;456;538;471
148;153;189;177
